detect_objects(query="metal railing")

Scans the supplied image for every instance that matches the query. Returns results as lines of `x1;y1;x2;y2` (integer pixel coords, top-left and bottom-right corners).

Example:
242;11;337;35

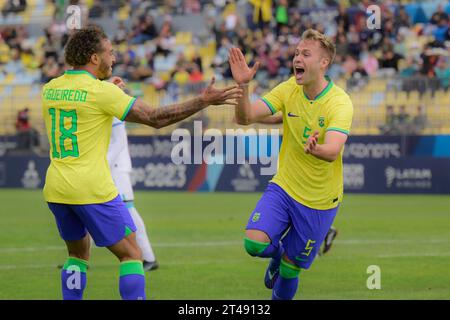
0;76;448;139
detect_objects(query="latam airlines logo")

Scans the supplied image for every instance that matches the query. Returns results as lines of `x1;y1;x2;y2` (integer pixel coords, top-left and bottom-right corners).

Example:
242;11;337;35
385;166;432;189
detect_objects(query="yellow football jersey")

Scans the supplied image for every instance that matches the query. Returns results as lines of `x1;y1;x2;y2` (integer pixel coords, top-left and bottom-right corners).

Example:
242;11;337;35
41;70;136;204
261;76;353;210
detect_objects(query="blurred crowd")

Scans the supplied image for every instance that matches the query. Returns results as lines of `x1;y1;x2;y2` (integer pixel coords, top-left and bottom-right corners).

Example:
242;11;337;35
379;104;428;135
0;0;448;93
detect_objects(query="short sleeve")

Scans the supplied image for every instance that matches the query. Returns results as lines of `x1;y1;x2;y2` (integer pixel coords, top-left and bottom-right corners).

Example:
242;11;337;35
260;79;292;114
326;96;354;135
97;81;136;120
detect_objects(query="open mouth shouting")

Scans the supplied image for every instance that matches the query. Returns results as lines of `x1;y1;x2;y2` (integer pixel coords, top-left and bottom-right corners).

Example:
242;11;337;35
294;66;305;81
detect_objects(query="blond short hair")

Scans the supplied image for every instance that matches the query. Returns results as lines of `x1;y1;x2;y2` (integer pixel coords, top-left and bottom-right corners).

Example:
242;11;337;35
301;29;336;67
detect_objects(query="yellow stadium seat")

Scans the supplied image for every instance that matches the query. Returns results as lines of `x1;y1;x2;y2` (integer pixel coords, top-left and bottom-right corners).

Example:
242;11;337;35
158;71;171;82
13;85;31;98
199;41;216;59
407;91;420;105
43;4;54;17
4;73;15;84
183;44;196;60
175;32;193;46
203;68;214;81
118;5;130;21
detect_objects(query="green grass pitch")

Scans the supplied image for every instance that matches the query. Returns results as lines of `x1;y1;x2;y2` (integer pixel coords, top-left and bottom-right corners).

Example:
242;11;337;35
0;189;449;300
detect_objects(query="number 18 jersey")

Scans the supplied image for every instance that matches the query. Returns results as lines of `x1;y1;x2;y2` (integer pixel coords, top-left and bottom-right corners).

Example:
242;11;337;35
41;70;136;204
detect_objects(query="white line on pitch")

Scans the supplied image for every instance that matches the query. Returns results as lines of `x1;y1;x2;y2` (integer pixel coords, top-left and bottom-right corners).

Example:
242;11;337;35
1;252;450;270
0;238;448;254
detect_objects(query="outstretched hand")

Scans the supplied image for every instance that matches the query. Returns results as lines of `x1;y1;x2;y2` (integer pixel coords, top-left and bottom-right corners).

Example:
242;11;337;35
201;77;243;106
228;47;260;85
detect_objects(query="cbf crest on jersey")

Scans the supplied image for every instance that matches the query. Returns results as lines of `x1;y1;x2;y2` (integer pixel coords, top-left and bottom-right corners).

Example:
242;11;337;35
252;212;261;222
319;116;325;128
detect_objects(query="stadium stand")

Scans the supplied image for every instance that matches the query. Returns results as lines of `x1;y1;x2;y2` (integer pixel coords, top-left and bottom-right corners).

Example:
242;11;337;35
0;0;449;139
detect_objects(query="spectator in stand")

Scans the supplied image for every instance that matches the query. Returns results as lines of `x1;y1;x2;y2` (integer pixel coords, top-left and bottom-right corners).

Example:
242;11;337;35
335;33;348;57
399;56;418;78
379;49;403;72
275;0;289;35
155;19;176;56
130;15;158;45
411;105;428;135
216;37;233;67
172;65;190;86
187;63;204;93
247;0;272;31
327;54;345;79
132;51;154;81
15;107;38;150
335;4;350;33
347;25;361;56
430;4;448;25
4;47;25;76
42;27;59;60
434;57;450;91
394;6;411;33
2;0;443;108
432;17;449;44
1;0;26;18
16;107;30;132
393;33;407;58
212;21;228;50
88;0;105;18
382;19;397;43
342;54;358;76
191;51;203;73
420;43;439;77
113;50;141;81
183;0;201;14
277;49;293;78
262;46;281;78
41;55;61;83
113;21;128;45
188;63;203;83
348;61;369;90
397;105;411;135
360;43;379;76
223;0;239;37
353;61;369;79
379;105;399;135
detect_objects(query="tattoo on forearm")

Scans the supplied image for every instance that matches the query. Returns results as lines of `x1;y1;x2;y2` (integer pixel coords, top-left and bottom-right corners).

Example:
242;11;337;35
148;97;207;128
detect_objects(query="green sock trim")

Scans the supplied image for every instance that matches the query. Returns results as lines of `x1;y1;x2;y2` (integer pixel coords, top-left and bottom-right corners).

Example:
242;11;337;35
120;260;144;277
280;259;301;279
125;226;133;237
244;237;270;255
63;257;88;273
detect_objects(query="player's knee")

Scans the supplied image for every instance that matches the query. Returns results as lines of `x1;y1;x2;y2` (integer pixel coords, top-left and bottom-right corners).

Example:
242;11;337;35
243;237;270;257
279;258;301;279
119;247;142;262
245;229;270;242
68;251;90;261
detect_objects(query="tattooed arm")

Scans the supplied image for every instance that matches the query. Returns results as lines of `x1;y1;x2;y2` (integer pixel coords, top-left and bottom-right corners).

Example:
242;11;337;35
125;96;208;129
124;78;242;129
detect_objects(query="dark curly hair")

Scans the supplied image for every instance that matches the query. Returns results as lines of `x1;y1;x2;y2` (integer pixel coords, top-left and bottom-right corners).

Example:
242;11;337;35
64;26;108;67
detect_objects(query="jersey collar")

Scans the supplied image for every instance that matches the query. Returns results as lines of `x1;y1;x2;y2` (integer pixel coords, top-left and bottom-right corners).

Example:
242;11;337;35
65;69;97;79
303;76;333;101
